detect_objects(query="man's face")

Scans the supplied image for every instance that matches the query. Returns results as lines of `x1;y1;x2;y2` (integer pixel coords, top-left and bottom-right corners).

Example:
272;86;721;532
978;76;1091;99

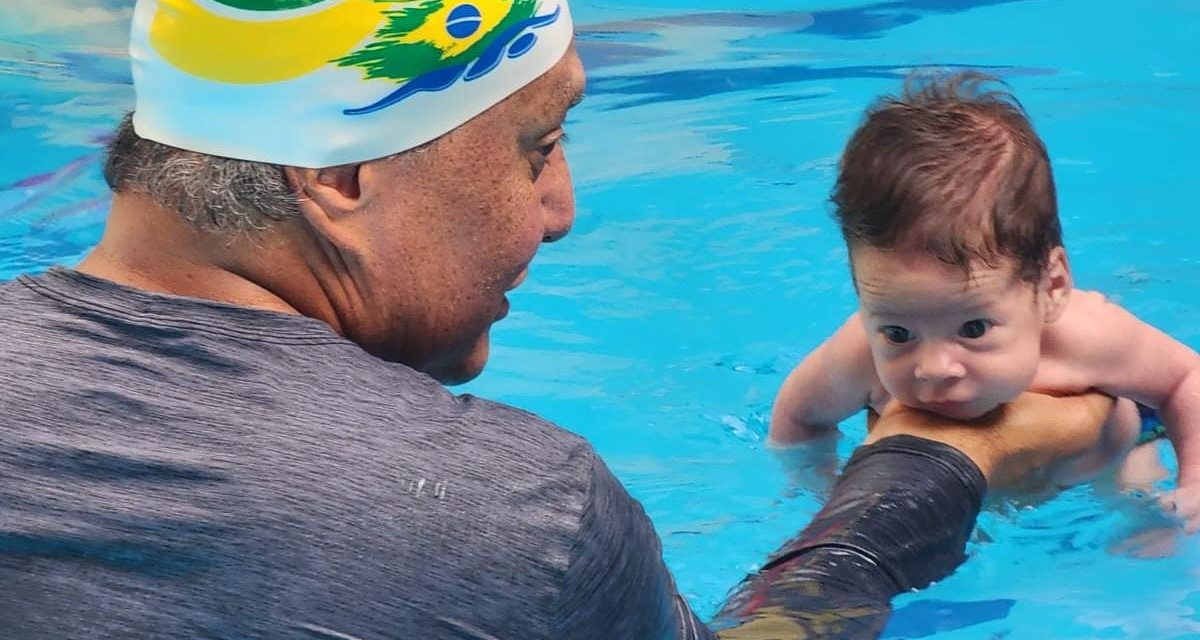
349;48;586;383
852;245;1049;420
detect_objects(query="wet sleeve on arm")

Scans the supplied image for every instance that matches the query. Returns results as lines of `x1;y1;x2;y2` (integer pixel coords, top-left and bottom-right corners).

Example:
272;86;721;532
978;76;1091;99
711;434;986;639
552;435;985;640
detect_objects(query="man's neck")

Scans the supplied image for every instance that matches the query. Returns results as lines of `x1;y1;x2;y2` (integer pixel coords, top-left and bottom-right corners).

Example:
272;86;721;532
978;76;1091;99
75;193;342;333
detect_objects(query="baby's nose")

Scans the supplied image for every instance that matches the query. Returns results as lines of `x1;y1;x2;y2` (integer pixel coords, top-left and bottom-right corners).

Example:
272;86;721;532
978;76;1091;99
913;346;966;383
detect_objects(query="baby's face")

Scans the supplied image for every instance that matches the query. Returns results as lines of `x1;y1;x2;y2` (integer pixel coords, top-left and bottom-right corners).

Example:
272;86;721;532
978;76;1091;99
852;245;1053;420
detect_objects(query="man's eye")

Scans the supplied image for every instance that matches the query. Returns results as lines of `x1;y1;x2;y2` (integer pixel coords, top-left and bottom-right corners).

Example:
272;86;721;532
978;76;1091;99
959;319;993;339
880;326;914;344
539;132;569;158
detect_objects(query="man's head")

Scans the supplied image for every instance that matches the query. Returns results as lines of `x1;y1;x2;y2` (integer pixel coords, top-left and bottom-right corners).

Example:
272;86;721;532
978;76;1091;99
281;50;586;383
835;72;1070;419
97;0;584;384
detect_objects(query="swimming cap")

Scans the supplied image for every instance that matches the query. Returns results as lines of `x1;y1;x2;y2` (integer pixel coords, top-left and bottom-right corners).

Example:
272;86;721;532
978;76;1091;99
129;0;574;168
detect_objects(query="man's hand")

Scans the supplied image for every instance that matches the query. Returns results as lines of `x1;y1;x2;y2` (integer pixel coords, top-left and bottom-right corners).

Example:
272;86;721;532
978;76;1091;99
865;392;1115;490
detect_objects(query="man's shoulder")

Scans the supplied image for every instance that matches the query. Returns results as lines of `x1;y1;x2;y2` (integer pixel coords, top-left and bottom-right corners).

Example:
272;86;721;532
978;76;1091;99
416;385;598;475
299;353;600;496
0;267;598;481
0;273;53;321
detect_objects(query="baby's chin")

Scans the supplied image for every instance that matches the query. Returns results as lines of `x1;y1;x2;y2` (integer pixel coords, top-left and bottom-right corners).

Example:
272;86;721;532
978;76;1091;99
920;400;998;422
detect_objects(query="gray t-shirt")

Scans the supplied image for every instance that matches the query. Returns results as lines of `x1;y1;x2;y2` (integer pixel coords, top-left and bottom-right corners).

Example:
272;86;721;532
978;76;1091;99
0;268;706;639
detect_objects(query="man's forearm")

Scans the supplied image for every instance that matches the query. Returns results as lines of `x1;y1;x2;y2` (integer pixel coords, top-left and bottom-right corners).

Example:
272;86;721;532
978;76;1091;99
708;435;986;639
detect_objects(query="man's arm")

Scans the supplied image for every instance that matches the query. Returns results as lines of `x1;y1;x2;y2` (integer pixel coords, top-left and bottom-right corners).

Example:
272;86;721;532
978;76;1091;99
710;434;983;639
770;313;877;444
554;393;1112;639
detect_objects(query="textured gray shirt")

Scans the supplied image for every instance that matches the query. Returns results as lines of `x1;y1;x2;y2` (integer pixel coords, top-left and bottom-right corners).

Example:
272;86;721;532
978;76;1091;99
0;268;704;639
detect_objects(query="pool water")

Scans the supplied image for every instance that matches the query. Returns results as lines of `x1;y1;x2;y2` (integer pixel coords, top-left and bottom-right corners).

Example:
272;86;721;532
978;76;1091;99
3;0;1199;636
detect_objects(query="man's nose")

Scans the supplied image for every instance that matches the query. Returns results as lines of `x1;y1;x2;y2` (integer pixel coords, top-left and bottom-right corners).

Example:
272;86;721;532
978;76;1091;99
540;145;575;244
913;344;966;383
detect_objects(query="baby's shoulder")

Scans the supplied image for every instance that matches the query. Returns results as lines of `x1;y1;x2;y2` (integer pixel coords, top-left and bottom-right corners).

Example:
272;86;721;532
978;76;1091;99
1059;289;1130;328
1067;288;1117;312
1046;289;1130;352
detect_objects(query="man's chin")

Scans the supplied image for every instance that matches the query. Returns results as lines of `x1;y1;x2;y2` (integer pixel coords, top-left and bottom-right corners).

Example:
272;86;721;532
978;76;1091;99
431;336;491;386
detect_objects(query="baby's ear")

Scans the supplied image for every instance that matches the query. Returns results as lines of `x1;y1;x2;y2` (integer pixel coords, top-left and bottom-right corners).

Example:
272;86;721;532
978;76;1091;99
1040;246;1072;322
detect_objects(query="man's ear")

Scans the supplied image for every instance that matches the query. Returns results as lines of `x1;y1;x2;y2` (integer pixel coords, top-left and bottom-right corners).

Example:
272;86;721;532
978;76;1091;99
1040;246;1072;323
283;164;364;245
287;163;362;215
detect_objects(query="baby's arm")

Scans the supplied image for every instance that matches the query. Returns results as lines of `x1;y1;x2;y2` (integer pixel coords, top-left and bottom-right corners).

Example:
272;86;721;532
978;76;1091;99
769;313;877;445
1066;293;1200;505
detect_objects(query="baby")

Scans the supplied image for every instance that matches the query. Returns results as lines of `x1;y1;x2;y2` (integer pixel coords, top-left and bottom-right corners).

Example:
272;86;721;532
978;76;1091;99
770;72;1200;528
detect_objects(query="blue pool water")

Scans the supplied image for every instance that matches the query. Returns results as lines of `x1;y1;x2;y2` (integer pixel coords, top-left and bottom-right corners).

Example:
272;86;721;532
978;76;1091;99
3;0;1199;636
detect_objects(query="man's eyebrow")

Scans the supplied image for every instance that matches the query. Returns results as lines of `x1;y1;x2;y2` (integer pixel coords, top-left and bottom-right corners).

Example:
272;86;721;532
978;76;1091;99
567;87;586;109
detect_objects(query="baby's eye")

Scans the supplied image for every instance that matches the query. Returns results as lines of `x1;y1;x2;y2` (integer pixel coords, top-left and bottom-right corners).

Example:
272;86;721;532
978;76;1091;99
959;319;993;339
880;326;914;345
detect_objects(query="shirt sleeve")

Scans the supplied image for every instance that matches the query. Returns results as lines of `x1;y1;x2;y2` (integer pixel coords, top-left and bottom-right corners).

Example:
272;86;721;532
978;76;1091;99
711;435;986;638
550;450;714;639
552;436;986;640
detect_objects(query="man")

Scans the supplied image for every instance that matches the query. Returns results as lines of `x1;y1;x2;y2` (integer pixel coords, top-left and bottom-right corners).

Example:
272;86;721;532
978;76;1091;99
0;0;1118;638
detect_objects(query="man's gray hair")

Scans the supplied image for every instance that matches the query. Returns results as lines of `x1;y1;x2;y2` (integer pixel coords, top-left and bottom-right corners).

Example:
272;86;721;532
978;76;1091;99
103;113;302;233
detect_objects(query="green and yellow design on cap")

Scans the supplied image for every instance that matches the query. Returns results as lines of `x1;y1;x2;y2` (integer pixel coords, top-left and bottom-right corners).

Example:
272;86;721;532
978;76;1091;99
150;0;562;113
131;0;572;166
336;0;538;80
149;0;388;84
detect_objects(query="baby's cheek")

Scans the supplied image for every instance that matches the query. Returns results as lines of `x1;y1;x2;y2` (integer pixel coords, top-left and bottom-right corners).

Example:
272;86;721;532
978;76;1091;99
989;359;1043;402
874;361;914;402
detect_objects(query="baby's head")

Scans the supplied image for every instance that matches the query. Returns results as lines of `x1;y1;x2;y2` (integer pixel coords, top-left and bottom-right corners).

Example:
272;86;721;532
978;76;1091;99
835;72;1070;420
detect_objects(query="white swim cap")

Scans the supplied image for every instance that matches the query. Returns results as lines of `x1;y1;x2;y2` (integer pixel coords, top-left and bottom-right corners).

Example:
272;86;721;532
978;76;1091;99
129;0;574;167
